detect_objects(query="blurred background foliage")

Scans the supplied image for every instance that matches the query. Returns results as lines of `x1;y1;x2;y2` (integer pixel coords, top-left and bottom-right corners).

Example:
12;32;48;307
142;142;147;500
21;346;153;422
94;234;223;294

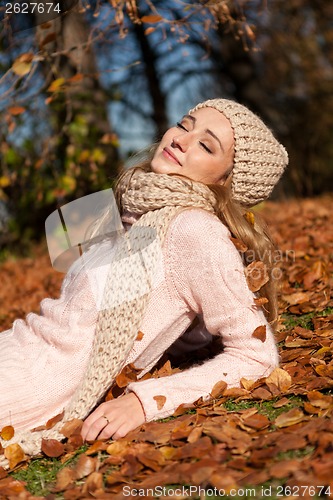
0;0;332;252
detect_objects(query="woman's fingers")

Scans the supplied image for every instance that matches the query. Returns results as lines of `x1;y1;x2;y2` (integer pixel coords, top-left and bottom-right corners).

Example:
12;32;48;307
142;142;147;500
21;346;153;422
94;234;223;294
81;393;145;442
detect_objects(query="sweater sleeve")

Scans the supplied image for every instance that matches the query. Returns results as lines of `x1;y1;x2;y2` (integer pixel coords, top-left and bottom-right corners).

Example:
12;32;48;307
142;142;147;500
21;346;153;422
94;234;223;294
127;209;279;421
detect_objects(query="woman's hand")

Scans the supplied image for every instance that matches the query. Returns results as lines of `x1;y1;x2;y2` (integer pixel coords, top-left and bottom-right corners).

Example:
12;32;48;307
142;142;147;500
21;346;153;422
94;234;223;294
81;392;145;442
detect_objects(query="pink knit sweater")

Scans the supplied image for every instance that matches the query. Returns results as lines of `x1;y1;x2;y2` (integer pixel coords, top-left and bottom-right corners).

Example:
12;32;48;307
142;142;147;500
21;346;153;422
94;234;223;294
0;209;279;430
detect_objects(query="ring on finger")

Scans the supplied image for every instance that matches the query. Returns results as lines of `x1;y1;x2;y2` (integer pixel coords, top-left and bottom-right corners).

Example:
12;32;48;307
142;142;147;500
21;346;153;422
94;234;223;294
102;415;110;425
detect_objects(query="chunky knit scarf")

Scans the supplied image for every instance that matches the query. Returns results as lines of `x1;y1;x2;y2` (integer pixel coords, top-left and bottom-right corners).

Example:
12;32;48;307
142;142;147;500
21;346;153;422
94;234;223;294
0;171;216;465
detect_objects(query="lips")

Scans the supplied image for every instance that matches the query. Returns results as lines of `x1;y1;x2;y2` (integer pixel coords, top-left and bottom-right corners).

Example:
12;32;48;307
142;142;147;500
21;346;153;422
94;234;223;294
162;147;181;165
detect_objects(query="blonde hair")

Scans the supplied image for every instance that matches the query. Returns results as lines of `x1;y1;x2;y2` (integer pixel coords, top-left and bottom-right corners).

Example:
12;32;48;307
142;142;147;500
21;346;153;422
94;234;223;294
114;145;279;330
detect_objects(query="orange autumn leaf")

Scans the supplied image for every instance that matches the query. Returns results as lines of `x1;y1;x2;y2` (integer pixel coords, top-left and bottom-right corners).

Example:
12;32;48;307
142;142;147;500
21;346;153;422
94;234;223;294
210;380;227;398
274;408;306;428
265;367;292;392
4;444;26;469
307;390;333;409
153;395;166;410
8;106;26;116
244;211;255;226
0;426;14;441
45;410;65;430
141;14;163;23
230;237;248;253
41;438;65;458
74;455;97;480
252;325;267;342
245;260;269;292
136;330;144;340
315;364;333;378
54;467;77;491
254;296;269;306
60;418;83;438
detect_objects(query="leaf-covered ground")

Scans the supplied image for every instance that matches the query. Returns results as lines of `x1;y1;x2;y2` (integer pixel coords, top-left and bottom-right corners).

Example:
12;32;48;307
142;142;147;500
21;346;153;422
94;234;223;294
0;195;332;499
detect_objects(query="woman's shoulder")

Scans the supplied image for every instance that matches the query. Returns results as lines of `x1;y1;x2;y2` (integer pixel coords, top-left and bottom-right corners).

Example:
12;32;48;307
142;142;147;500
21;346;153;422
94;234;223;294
167;208;231;242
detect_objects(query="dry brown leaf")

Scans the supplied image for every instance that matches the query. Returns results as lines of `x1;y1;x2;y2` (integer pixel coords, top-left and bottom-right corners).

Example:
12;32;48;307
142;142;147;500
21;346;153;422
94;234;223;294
41;438;65;458
8;106;26;116
153;395;166;410
0;426;14;441
106;440;130;457
274;408;306;428
74;454;97;479
252;325;267;342
315;364;333;378
230;237;248;252
141;14;163;23
60;418;82;438
307;390;333;409
282;291;311;306
54;467;76;491
0;477;27;496
4;444;26;469
81;471;104;495
85;440;108;455
45;411;65;430
241;413;270;430
265;367;292;392
136;330;144;340
240;378;256;390
115;363;139;387
245;260;269;292
210;380;227;398
244;211;255;226
254;296;269;306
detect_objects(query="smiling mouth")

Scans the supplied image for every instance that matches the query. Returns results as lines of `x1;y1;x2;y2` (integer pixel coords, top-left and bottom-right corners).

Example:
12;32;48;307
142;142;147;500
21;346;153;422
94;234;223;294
163;148;181;165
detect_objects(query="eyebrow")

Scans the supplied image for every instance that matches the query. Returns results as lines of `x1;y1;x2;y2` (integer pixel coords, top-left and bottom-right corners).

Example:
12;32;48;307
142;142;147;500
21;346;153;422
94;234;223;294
183;115;224;153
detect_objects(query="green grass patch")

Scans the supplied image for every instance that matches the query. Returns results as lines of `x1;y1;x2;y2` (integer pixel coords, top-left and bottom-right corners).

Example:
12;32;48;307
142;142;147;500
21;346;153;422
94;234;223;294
11;445;88;497
281;306;333;330
222;395;304;421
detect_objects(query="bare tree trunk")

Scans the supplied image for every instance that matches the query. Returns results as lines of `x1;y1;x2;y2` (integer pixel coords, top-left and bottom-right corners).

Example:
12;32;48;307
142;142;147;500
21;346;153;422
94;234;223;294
35;4;118;185
132;20;168;137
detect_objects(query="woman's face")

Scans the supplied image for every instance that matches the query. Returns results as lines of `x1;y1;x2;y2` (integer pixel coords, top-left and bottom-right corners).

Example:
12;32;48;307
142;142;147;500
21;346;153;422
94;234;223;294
151;107;234;184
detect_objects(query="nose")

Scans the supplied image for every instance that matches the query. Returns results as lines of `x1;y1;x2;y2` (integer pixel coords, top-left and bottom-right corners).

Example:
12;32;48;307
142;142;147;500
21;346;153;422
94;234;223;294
171;132;189;152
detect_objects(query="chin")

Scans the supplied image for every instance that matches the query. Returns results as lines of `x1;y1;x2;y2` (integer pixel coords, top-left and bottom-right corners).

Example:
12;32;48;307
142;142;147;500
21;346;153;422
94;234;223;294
151;162;175;176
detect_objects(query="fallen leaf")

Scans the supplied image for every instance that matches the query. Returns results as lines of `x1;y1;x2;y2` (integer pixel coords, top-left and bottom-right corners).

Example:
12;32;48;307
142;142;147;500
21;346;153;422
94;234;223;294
136;330;144;340
81;471;104;495
53;467;76;491
210;380;227;398
45;410;65;429
41;438;65;458
274;408;306;428
245;260;269;292
254;297;269;306
0;426;14;441
252;325;267;342
60;418;83;438
74;454;97;479
230;237;248;252
153;395;166;410
4;444;26;469
265;367;292;392
0;477;27;495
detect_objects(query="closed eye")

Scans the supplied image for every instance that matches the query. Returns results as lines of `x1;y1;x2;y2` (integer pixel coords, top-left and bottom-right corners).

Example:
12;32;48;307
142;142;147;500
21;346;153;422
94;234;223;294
176;121;188;131
200;142;212;154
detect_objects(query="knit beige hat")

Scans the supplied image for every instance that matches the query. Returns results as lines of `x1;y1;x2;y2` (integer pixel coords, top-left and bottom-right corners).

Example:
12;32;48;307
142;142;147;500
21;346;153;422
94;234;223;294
190;98;288;207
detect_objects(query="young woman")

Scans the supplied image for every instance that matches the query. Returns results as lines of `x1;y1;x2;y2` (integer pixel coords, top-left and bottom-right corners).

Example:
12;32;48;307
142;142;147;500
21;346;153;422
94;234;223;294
0;98;288;459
